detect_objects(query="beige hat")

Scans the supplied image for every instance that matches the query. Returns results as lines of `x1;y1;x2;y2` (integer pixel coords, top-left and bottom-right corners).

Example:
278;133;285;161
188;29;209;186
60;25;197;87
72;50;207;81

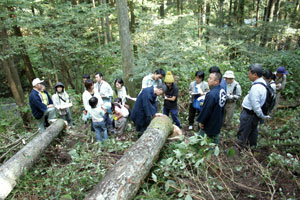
32;78;44;86
223;71;235;79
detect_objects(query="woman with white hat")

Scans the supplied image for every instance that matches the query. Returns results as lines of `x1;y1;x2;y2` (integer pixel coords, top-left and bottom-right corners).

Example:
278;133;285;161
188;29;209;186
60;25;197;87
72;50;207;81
223;71;242;129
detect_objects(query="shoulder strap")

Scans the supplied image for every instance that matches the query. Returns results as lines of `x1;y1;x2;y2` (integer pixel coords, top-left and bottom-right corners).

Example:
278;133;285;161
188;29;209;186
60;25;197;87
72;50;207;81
58;94;66;102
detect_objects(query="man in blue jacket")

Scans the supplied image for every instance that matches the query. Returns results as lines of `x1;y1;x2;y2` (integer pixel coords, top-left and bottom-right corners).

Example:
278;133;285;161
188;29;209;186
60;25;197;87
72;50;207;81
197;72;226;144
130;85;164;136
29;78;56;133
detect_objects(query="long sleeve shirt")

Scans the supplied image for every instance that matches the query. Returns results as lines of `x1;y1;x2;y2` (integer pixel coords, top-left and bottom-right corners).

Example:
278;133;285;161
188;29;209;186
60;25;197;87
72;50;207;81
226;80;242;100
196;85;226;136
29;89;53;119
188;81;210;103
52;92;70;109
116;86;127;104
142;74;163;89
82;90;103;113
90;106;106;122
274;72;287;92
130;86;157;127
94;80;113;102
242;77;267;119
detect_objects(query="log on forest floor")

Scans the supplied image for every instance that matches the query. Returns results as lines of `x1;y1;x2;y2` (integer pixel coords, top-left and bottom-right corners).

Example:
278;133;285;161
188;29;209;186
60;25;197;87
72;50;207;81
84;115;174;200
0;119;66;199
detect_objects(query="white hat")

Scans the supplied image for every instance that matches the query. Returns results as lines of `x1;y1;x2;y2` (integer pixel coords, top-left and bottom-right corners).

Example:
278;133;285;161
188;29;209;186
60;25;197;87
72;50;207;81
223;71;235;79
32;78;44;86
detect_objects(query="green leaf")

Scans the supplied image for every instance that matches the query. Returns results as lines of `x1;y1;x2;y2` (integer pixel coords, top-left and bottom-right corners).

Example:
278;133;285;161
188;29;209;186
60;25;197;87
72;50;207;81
61;194;72;200
214;146;220;156
227;147;236;158
152;173;157;182
185;194;193;200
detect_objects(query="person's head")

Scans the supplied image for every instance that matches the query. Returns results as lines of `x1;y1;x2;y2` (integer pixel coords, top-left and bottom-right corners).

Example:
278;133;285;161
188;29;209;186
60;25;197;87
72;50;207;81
89;97;98;109
276;66;288;78
164;71;174;88
209;66;221;73
153;69;166;80
95;72;103;83
248;63;263;81
82;74;90;84
40;82;46;92
32;78;44;91
84;79;94;91
54;82;65;93
263;69;274;83
112;98;122;112
195;71;205;84
115;78;124;89
223;70;235;84
208;72;222;88
154;85;165;96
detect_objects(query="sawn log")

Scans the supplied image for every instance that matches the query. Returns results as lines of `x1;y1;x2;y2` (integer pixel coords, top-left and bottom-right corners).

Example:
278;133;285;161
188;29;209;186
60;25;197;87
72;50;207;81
0;119;66;199
84;115;174;200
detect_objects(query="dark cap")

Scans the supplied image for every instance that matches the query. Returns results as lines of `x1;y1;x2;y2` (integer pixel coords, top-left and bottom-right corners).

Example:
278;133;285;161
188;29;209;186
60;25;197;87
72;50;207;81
277;66;288;75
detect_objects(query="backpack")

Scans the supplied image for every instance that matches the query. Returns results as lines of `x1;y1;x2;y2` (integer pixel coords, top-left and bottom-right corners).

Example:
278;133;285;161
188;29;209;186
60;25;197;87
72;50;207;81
252;82;276;115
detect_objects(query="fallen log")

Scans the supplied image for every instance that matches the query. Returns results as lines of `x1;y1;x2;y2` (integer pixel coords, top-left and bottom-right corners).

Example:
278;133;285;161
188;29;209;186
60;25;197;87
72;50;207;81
0;119;66;199
84;115;174;200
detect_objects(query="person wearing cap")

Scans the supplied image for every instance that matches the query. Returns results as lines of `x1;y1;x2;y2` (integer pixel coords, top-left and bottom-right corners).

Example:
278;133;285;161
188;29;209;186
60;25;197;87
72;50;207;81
188;71;210;130
29;78;56;133
88;96;108;143
274;66;288;107
130;85;165;136
52;82;72;128
237;64;270;149
163;71;182;128
197;72;226;144
223;71;242;129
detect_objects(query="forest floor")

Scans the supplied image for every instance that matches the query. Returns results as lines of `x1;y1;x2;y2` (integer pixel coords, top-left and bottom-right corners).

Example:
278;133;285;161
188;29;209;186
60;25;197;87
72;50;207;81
1;99;300;199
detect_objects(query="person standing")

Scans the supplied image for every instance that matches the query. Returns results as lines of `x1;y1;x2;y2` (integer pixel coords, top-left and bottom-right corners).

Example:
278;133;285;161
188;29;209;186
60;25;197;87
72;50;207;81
52;82;73;128
223;71;242;129
141;69;166;89
94;72;113;103
188;71;209;130
130;85;164;136
29;78;56;133
237;64;270;149
274;66;288;107
197;72;226;144
163;71;182;128
114;78;127;105
82;79;103;130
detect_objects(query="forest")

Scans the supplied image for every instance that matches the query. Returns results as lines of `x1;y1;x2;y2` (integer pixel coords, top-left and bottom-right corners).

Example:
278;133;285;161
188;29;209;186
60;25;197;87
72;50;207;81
0;0;300;199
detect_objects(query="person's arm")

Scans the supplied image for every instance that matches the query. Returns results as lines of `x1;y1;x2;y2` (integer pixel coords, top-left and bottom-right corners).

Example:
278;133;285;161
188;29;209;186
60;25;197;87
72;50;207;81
31;93;47;112
202;82;210;95
165;86;178;101
196;92;213;128
249;85;266;119
52;94;61;109
233;83;242;100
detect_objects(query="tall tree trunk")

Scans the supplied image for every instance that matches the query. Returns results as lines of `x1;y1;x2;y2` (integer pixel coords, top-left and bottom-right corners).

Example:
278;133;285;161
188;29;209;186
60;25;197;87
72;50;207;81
160;0;165;18
103;0;113;42
238;0;245;24
62;60;76;90
273;0;281;21
198;4;203;46
84;116;173;200
229;0;233;25
177;0;180;15
0;120;66;199
233;0;238;23
8;7;36;84
99;0;108;44
116;0;136;101
0;22;31;127
129;0;136;33
255;0;260;26
219;0;224;27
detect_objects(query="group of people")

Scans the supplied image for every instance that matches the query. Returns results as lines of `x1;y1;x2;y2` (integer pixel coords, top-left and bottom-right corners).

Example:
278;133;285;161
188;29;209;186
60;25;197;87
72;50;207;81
29;65;288;149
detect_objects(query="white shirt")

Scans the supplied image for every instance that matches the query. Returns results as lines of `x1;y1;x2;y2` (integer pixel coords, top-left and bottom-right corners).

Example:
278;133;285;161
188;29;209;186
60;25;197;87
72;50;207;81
116;86;127;104
142;74;162;89
94;80;113;102
82;90;103;112
242;77;267;118
89;107;105;122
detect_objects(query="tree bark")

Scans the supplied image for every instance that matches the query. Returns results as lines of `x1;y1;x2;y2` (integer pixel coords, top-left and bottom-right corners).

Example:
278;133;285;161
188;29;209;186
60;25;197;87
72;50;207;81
116;0;136;100
0;20;30;126
255;0;260;27
0;119;66;199
160;0;164;18
84;116;173;200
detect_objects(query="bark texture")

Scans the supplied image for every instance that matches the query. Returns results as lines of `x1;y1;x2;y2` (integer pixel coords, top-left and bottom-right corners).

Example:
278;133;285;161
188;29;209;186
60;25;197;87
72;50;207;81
0;119;66;199
84;115;173;200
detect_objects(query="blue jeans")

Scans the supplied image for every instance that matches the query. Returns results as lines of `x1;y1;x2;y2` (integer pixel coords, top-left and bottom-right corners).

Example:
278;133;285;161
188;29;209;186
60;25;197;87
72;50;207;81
37;107;56;133
163;107;182;128
60;108;72;126
93;121;108;142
